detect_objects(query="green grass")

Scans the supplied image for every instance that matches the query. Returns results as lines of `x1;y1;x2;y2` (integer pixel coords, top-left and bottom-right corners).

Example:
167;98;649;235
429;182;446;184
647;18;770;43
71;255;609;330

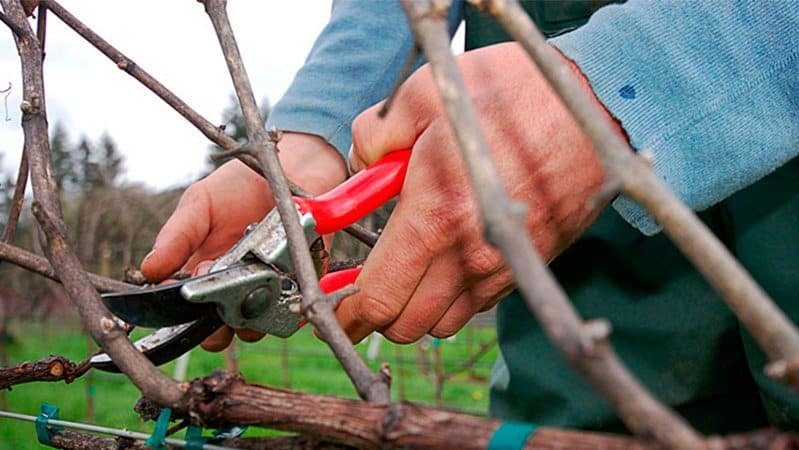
0;320;497;449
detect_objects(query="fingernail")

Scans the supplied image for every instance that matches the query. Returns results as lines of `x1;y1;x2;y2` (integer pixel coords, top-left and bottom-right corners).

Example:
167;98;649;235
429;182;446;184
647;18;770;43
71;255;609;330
194;260;214;276
142;246;157;263
346;145;364;175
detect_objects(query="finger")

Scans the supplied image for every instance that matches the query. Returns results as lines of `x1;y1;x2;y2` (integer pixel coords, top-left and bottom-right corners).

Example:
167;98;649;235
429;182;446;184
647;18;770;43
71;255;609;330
334;210;436;343
430;270;514;338
141;186;212;282
349;67;436;171
192;260;214;277
236;328;265;342
201;325;234;352
380;251;466;344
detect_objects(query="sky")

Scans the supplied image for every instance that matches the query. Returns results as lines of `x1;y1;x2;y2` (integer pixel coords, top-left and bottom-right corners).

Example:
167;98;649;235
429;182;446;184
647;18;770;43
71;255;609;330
1;1;465;191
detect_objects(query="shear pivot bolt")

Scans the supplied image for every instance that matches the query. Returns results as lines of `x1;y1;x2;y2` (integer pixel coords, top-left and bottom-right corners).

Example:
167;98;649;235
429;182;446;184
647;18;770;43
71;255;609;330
241;286;274;319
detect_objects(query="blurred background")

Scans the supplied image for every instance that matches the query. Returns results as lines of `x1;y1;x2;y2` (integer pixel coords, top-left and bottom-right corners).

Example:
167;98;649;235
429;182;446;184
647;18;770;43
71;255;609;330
0;2;483;448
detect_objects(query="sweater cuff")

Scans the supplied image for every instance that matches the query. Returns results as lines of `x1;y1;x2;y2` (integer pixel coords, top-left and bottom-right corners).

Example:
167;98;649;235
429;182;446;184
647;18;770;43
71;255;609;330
551;1;799;235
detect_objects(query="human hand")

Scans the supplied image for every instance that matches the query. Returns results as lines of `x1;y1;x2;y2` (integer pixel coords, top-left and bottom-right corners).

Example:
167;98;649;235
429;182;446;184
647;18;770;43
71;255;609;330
140;132;347;350
339;42;624;344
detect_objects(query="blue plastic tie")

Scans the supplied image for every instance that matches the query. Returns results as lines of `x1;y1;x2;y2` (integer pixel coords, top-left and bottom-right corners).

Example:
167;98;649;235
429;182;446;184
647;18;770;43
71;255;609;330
487;421;538;450
144;408;172;450
185;425;207;450
35;402;64;446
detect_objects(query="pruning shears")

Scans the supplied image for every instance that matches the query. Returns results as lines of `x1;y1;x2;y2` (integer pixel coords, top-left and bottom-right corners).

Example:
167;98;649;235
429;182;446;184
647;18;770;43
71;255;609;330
90;150;410;372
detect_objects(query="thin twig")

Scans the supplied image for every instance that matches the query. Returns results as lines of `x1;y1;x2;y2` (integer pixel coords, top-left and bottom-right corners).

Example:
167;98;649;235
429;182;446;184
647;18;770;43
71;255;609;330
35;0;45;58
201;0;389;403
378;44;420;118
0;148;29;243
441;337;497;382
42;0;234;150
0;241;135;293
398;1;703;448
41;0;378;249
478;0;799;386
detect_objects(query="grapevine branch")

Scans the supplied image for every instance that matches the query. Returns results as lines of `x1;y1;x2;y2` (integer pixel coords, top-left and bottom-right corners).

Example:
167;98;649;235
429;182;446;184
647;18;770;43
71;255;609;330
474;0;799;386
0;0;184;408
200;0;389;403
0;241;135;293
0;355;90;390
397;1;703;448
1;0;797;448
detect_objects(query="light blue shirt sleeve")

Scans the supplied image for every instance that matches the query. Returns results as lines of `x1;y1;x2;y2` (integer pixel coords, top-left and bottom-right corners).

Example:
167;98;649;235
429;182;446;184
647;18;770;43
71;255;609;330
550;0;799;235
265;0;463;157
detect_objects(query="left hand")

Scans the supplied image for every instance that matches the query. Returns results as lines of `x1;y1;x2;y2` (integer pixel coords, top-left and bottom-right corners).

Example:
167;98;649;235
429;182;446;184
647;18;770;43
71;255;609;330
338;42;623;344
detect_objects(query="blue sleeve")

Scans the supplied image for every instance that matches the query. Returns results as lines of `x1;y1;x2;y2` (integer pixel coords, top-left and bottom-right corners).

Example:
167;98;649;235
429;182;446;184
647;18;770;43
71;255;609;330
550;0;799;235
265;0;464;157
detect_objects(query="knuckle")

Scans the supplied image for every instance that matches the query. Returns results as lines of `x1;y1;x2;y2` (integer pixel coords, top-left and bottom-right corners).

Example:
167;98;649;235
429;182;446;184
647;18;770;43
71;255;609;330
430;321;461;339
463;245;503;277
354;293;402;329
405;197;471;251
383;325;423;345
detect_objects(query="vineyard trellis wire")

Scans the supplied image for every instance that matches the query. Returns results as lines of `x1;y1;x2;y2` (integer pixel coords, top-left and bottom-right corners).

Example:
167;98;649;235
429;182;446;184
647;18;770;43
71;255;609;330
0;0;797;448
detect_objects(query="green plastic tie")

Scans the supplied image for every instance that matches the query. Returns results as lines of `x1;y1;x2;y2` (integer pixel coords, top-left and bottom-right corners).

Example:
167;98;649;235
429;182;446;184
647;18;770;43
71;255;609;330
35;402;64;447
487;421;538;450
144;408;171;450
185;425;207;450
431;337;442;348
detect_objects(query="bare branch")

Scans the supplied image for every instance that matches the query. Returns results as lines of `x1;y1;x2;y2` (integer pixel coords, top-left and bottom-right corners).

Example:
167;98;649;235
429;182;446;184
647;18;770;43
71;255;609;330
0;241;135;293
476;0;799;386
3;0;184;408
40;0;378;249
35;0;45;57
201;0;389;403
0;355;90;390
378;44;420;118
441;336;497;383
32;202;184;407
0;9;25;36
397;1;703;447
42;0;234;151
185;371;650;450
0;148;29;243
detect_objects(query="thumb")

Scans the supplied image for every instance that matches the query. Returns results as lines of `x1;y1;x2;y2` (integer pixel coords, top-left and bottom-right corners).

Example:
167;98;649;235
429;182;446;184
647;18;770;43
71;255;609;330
349;68;436;172
141;188;211;282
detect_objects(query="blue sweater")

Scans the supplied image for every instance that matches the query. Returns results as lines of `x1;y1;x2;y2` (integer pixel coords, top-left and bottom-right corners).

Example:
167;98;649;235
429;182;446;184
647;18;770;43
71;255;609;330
265;0;799;235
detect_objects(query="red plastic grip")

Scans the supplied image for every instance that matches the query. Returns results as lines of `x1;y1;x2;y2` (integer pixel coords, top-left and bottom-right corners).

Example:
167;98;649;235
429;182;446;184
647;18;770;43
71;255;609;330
299;267;362;329
319;267;362;294
294;149;410;235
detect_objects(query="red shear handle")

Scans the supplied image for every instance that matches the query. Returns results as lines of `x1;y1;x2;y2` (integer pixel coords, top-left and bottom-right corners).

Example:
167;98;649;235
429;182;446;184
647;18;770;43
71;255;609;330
319;267;362;294
299;267;361;329
294;149;410;235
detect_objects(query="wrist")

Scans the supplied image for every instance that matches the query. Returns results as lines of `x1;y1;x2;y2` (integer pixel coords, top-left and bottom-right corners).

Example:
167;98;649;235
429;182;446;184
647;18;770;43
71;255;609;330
277;132;348;196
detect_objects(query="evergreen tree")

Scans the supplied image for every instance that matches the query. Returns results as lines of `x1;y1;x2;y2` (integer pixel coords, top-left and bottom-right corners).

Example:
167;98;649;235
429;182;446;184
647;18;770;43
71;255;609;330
76;135;100;192
0;153;15;225
96;132;124;187
207;94;270;170
50;122;78;193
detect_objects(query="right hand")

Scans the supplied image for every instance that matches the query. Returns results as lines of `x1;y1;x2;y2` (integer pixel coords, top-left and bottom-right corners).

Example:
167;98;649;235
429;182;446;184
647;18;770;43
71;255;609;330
140;132;347;351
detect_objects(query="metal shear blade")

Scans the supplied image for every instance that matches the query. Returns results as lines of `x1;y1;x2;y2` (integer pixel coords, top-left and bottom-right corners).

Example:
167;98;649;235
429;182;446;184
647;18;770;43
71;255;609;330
89;314;224;372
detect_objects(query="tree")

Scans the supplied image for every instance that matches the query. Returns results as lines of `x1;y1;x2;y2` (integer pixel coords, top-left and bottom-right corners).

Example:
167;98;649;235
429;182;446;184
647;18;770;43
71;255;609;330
49;122;78;194
207;94;270;170
95;132;124;188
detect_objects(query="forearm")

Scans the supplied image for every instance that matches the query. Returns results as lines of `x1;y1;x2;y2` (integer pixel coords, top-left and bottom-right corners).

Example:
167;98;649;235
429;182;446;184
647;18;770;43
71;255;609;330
266;0;463;157
551;0;799;235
